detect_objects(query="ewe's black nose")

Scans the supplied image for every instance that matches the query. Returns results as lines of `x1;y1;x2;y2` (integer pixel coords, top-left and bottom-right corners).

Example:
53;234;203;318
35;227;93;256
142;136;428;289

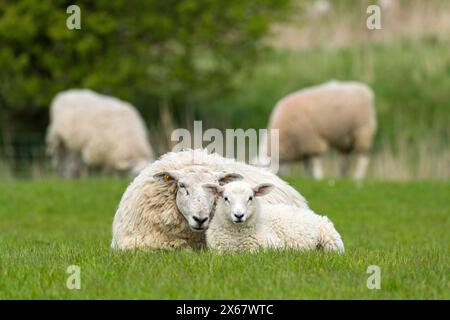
193;216;208;225
234;213;244;219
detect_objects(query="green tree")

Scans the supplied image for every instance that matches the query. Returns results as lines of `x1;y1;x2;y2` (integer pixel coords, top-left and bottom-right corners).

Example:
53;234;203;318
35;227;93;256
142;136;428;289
0;0;292;164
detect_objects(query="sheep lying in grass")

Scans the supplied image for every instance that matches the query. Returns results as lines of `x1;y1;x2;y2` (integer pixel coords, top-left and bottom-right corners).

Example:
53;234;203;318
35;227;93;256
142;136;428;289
46;89;154;178
111;149;308;250
204;181;344;253
259;80;376;180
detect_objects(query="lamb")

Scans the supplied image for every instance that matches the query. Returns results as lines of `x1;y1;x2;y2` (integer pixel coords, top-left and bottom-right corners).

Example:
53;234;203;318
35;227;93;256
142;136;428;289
204;181;344;253
111;149;308;250
46;89;154;178
259;80;376;180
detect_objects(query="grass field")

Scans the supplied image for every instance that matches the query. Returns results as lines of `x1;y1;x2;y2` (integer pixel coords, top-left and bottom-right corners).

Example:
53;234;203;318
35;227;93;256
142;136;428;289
0;178;448;299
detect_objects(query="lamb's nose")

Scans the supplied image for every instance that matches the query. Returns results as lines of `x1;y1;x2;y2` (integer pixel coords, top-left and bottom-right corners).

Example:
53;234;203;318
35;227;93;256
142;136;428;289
234;213;244;220
193;216;208;225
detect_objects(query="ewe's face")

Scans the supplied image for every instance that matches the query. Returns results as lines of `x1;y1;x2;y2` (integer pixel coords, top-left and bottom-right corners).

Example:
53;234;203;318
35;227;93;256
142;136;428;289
154;169;242;232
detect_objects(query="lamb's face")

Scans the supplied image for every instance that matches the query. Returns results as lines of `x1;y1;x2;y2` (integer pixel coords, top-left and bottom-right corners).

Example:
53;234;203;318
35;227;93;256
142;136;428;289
222;182;256;224
154;168;242;232
203;181;275;225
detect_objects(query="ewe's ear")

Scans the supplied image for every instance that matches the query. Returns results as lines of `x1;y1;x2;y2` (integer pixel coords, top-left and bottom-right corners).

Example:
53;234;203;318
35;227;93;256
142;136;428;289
202;184;223;197
253;183;274;197
153;171;179;184
217;173;244;186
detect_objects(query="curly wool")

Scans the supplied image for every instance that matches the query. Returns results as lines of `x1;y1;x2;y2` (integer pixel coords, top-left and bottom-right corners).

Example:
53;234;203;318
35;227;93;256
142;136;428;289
111;149;308;250
207;185;344;253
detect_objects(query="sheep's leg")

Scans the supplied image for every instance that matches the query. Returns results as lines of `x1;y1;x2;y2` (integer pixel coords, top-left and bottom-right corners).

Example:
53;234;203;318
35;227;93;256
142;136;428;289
311;156;324;180
278;161;291;176
318;217;345;254
79;162;89;179
62;151;81;179
88;165;103;178
352;123;375;180
54;146;67;177
54;147;64;172
115;168;128;178
48;136;66;175
353;154;369;180
57;152;68;177
56;155;65;177
340;154;352;178
303;157;311;177
102;166;112;177
46;127;62;169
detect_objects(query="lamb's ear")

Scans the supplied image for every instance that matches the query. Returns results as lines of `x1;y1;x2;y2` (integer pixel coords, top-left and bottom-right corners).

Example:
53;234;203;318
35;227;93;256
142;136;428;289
217;173;244;186
253;183;274;197
153;171;179;184
202;184;223;197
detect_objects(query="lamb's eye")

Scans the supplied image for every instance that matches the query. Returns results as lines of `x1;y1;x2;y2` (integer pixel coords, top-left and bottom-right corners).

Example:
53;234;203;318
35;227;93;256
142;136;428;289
224;197;229;202
249;196;253;201
179;184;189;194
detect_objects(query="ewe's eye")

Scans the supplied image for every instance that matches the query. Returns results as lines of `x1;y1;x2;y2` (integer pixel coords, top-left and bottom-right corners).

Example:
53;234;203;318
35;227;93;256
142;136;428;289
224;197;229;202
248;196;253;201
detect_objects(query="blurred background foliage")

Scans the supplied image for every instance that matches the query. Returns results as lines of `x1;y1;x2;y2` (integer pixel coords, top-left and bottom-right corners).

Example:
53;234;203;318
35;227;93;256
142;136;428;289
0;0;291;164
0;0;449;179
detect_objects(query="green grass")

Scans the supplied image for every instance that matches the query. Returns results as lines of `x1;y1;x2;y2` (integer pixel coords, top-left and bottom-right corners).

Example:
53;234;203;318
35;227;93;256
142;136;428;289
0;178;448;299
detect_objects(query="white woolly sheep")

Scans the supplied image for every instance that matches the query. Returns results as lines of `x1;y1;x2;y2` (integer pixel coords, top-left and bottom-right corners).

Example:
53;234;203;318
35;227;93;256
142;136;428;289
46;89;154;178
259;80;376;180
204;181;344;253
111;149;308;250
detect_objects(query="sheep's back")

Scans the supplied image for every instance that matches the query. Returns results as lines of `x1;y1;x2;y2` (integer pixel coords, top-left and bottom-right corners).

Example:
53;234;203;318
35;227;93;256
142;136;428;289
269;81;375;155
264;204;322;249
146;149;308;208
49;89;152;166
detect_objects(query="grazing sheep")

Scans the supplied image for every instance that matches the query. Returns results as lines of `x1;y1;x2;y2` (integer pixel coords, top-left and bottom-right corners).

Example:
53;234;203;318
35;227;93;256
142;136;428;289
204;181;344;253
46;89;154;178
111;149;308;250
260;81;376;180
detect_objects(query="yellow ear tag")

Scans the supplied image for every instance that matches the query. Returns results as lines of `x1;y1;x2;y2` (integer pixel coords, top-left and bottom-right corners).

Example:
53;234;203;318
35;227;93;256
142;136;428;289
163;174;171;182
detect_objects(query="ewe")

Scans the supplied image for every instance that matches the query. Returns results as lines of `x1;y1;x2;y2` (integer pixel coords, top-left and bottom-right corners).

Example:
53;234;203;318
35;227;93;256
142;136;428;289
259;80;376;180
111;149;308;250
46;89;154;178
204;181;344;253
